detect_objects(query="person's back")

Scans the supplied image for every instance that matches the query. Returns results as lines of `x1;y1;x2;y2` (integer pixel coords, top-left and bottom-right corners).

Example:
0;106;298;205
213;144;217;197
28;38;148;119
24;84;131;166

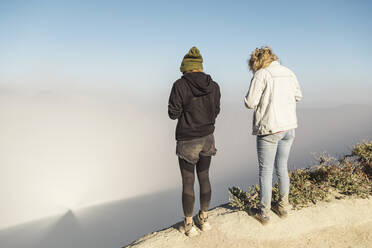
169;71;220;140
245;59;302;135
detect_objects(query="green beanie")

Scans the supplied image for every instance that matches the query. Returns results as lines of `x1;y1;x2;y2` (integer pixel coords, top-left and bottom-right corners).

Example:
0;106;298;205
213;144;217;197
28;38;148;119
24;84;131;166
180;46;203;73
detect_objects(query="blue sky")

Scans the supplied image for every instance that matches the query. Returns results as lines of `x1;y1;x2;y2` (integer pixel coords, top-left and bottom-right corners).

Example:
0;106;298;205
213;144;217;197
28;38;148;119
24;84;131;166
0;0;371;105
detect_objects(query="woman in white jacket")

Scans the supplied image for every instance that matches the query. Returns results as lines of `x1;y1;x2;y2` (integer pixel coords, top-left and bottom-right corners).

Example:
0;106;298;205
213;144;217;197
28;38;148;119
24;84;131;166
245;46;302;224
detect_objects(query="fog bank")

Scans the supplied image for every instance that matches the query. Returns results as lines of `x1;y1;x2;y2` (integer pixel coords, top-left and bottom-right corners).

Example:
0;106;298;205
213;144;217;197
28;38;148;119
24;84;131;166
0;91;371;240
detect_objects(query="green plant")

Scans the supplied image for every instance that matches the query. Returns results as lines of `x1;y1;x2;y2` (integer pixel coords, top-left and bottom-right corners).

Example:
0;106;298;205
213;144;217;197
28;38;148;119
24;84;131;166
229;185;260;211
352;141;372;164
288;167;329;209
352;141;372;179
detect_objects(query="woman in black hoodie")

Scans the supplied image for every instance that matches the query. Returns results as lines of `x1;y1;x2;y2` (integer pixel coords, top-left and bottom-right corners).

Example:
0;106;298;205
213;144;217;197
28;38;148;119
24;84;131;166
168;47;221;236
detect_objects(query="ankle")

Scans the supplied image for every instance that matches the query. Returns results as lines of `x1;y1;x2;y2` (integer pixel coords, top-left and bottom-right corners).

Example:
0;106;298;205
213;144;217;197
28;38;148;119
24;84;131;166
200;211;208;219
279;194;289;203
185;216;193;225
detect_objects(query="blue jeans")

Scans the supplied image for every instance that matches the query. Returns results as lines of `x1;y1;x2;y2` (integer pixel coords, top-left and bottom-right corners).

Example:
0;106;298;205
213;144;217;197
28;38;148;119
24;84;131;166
256;129;295;211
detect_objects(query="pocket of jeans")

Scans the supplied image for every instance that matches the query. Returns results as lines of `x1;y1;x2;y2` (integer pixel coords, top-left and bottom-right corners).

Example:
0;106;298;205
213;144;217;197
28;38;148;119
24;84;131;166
286;129;296;139
260;133;281;143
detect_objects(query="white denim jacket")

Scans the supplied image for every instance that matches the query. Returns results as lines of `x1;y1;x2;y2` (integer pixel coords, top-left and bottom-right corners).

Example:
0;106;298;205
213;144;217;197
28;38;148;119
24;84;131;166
245;61;302;135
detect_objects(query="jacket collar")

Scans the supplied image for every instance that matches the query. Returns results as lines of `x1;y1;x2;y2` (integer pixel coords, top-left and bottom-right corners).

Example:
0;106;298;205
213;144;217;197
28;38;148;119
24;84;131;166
270;61;280;66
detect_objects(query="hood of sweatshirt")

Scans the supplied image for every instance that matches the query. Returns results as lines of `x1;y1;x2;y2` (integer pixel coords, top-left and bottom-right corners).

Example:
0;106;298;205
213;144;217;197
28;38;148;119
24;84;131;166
182;72;213;97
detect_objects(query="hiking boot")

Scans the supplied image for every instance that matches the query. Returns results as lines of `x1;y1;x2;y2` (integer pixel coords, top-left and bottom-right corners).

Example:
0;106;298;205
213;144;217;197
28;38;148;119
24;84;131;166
272;202;288;218
194;211;212;231
272;195;289;218
183;220;199;237
254;208;270;225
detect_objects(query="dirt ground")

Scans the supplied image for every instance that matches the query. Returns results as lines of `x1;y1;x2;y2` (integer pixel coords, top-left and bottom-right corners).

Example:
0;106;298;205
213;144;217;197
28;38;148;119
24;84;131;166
126;197;372;248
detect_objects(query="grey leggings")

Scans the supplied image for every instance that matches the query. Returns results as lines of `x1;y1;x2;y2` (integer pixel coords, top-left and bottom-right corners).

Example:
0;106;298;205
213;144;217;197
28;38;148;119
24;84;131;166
179;155;211;217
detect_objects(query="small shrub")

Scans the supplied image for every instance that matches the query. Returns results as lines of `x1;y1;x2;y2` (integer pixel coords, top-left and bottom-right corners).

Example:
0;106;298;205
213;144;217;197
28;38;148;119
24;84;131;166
229;184;260;211
327;159;370;198
289;168;329;209
352;141;372;179
352;141;372;164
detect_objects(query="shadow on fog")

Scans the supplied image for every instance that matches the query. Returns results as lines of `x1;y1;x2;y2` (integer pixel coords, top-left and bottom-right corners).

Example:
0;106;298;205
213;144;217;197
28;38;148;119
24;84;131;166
0;172;256;248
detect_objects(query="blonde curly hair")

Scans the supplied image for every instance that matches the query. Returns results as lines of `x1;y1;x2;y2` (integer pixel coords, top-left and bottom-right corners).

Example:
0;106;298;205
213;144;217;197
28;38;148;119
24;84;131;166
248;46;278;72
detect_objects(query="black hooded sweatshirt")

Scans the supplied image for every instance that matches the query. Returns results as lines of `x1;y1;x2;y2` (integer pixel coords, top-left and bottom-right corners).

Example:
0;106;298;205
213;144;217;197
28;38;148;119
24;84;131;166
168;72;221;141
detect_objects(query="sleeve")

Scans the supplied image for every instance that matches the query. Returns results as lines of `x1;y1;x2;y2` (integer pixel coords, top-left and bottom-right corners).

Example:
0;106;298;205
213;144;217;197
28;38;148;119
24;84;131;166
215;83;221;117
244;72;265;109
292;73;302;102
168;82;183;120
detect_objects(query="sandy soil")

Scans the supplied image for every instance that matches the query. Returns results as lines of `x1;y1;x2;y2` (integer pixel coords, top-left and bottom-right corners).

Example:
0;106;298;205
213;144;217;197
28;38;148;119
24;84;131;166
125;197;372;248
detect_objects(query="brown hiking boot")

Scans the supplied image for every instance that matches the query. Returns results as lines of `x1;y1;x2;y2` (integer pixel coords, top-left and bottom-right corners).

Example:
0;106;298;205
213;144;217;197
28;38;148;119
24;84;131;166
253;208;270;225
272;202;288;218
194;211;212;231
272;195;290;218
183;220;199;237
